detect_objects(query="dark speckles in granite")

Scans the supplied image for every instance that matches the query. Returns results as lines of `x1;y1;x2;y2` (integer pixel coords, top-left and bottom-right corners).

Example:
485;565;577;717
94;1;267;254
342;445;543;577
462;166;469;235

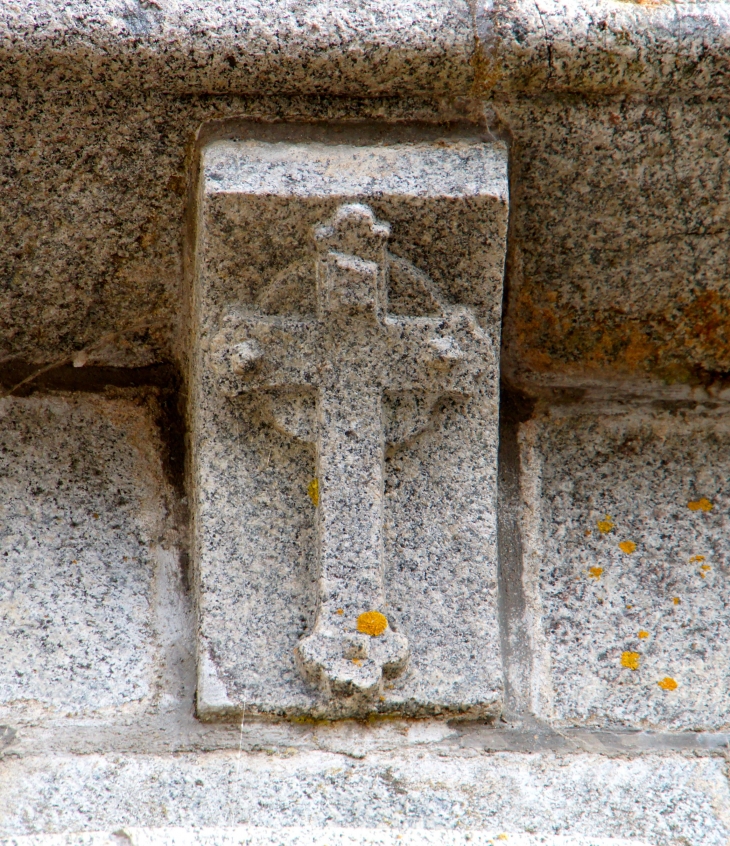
191;134;508;719
520;402;730;730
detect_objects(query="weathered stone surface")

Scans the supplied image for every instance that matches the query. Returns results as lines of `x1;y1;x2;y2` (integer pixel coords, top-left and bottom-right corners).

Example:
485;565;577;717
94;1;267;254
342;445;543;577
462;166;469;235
1;827;650;846
520;402;730;730
497;95;730;391
0;1;473;97
6;4;730;843
1;750;727;845
0;394;189;719
192;127;508;718
0;94;470;372
3;4;730;388
479;0;730;96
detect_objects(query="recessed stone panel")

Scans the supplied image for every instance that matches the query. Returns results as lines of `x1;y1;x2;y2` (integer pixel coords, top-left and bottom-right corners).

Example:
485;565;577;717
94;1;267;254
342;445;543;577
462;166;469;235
0;395;177;718
521;404;730;730
191;126;508;719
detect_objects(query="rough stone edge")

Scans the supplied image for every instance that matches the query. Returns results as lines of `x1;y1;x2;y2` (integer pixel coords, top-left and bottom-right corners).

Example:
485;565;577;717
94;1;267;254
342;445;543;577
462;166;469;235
0;0;474;97
1;826;650;846
477;0;730;96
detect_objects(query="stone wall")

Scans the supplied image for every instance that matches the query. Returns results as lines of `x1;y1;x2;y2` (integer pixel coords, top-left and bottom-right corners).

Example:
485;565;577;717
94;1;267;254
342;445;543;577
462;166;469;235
2;3;730;844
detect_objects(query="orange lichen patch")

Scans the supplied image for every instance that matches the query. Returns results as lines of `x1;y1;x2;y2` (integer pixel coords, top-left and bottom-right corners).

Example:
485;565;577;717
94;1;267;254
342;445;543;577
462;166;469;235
619;540;637;554
638;630;649;639
351;658;363;667
512;290;560;367
336;608;344;616
357;610;388;637
512;281;730;382
585;530;592;537
688;498;713;512
616;0;670;9
524;349;554;371
307;477;319;507
675;290;730;372
658;677;678;691
588;567;603;579
700;564;711;578
597;516;614;534
621;651;640;670
626;604;633;609
689;555;706;563
622;326;656;370
672;597;681;605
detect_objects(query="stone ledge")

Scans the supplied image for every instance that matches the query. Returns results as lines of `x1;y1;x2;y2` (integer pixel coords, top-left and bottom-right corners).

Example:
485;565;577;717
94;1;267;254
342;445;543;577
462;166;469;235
479;0;730;96
2;827;650;846
1;752;726;844
0;0;474;97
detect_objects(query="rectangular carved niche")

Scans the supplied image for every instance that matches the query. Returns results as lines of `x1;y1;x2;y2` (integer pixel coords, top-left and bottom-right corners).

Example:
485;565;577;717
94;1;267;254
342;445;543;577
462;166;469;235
191;123;509;719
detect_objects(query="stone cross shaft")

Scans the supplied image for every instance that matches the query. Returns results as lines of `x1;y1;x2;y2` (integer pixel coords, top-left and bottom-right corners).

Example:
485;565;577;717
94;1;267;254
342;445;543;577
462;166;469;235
214;204;493;699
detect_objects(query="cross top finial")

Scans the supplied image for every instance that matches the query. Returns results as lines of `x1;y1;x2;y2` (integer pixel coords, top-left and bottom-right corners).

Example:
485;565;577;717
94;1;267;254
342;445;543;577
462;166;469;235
314;204;391;318
314;203;391;262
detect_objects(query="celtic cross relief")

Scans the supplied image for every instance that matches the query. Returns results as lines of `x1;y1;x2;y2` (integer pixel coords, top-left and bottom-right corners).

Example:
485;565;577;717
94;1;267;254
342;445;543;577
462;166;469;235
210;203;494;703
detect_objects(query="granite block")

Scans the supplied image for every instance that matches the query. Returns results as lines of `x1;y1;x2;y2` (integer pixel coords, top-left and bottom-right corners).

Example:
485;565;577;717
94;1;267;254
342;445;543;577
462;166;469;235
0;394;188;718
0;828;650;846
191;126;508;718
479;0;730;97
0;93;469;372
497;95;730;390
0;0;473;97
1;750;727;845
520;402;730;730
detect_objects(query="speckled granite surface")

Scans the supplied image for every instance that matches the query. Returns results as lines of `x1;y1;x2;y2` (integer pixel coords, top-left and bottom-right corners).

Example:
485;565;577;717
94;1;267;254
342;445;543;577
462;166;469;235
4;5;730;390
1;750;728;845
191;131;508;719
0;394;190;721
479;0;730;96
0;95;479;370
497;94;730;390
1;829;652;846
4;3;730;844
0;0;473;96
520;402;730;730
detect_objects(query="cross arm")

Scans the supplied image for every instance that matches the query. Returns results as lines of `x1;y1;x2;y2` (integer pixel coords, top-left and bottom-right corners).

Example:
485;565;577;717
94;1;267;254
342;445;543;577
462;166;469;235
210;314;321;396
382;308;496;395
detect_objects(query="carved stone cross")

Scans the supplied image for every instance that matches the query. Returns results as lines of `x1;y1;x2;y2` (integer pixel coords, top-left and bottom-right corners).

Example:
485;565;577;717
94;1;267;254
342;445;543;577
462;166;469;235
212;203;493;701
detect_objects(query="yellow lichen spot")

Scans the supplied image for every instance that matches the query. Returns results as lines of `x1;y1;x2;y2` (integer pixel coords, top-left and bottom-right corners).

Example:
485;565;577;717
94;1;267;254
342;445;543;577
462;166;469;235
688;498;713;512
619;540;637;554
496;837;509;842
336;608;344;615
658;677;678;691
689;555;705;563
307;477;319;507
351;658;363;666
585;530;592;537
673;597;681;605
621;651;640;670
699;564;711;578
638;630;649;639
626;604;633;609
357;610;389;637
588;567;603;579
597;516;614;534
